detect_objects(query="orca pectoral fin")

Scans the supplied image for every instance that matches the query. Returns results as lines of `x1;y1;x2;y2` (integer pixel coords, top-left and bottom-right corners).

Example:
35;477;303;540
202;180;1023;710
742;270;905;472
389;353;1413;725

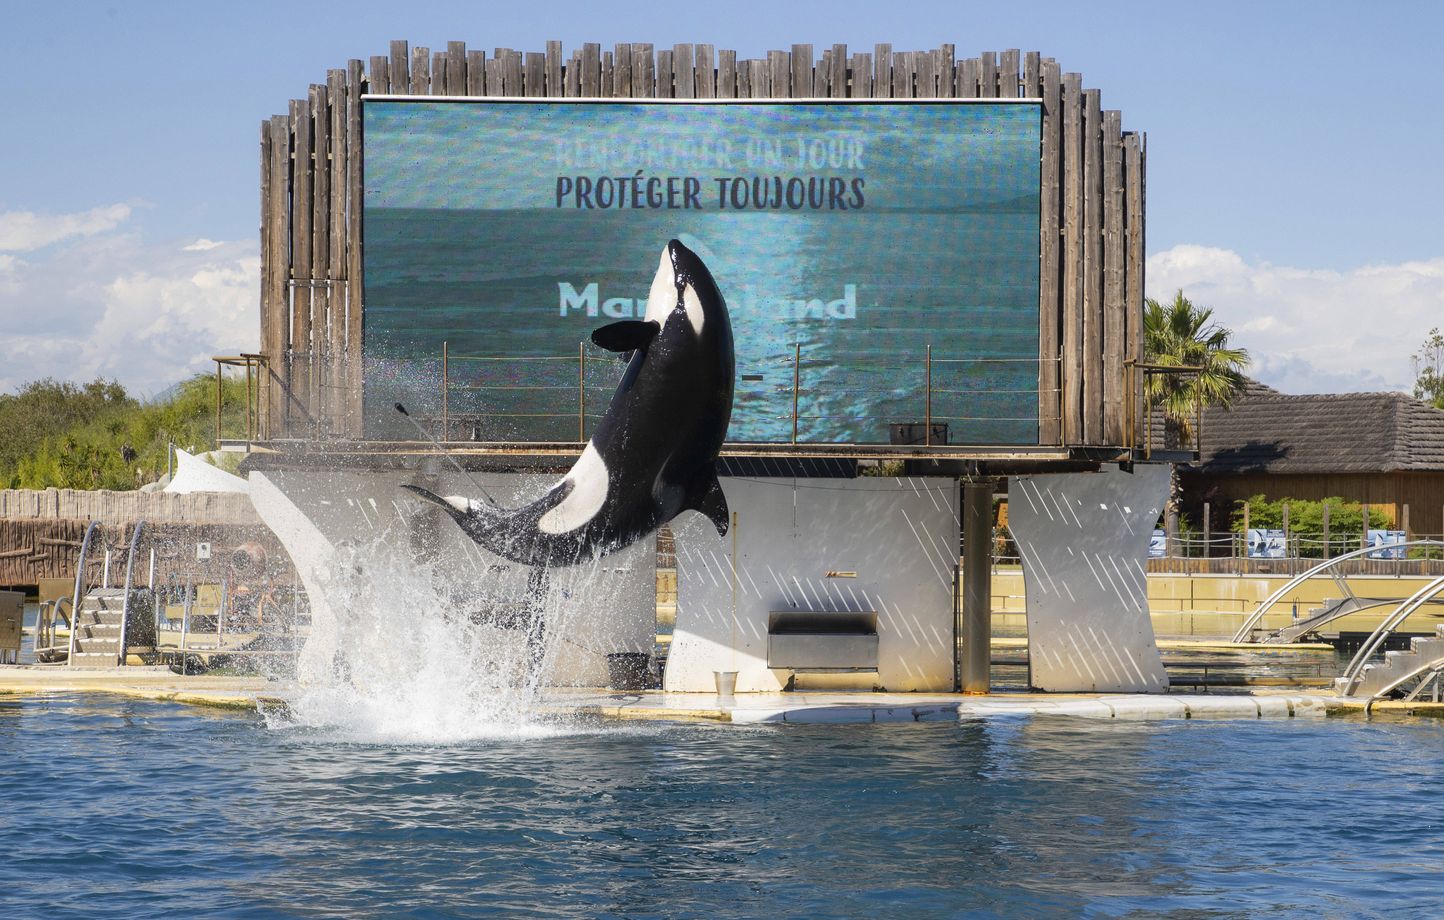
400;484;468;522
591;320;660;353
687;474;730;537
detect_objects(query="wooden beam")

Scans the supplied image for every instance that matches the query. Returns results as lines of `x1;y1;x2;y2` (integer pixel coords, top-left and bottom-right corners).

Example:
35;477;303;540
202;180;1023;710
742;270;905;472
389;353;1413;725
581;43;601;97
696;44;715;98
979;51;997;98
368;55;390;95
326;68;347;435
957;57;978;98
447;41;467;94
1082;88;1104;445
916;50;936;98
484;55;503;97
265;114;289;438
672;43;695;98
409;45;429;94
633;44;654;98
1061;73;1083;445
999;49;1020;98
546;40;563;96
1102;109;1125;446
1038;59;1062;446
289;97;313;430
308;82;329;431
1023;50;1040;98
717;49;736;98
655;48;673;97
525;51;545;97
389;40;408;95
345;59;365;437
830;44;848;98
936;45;955;98
791;44;812;98
466;50;486;95
768;49;789;97
258;119;274;438
614;43;633;97
873;43;891;98
851;52;872;98
503;49;522;96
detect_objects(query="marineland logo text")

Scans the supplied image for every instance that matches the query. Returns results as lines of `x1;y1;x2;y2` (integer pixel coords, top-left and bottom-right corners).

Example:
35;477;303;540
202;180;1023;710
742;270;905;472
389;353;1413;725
559;282;859;320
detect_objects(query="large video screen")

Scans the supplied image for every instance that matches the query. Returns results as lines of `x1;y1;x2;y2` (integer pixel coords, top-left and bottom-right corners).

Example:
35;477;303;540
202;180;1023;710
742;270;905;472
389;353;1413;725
362;99;1040;445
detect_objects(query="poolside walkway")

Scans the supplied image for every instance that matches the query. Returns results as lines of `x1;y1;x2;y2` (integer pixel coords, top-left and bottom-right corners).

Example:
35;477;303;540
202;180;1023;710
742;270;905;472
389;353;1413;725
4;665;1437;722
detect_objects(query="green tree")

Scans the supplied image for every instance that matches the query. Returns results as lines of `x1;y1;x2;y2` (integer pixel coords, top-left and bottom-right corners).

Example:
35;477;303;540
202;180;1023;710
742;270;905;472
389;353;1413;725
0;374;248;490
1412;327;1444;410
1144;291;1251;448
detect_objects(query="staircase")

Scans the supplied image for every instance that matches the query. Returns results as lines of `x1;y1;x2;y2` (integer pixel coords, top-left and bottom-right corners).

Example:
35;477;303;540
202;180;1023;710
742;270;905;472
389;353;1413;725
1336;624;1444;698
69;587;126;668
1269;596;1371;643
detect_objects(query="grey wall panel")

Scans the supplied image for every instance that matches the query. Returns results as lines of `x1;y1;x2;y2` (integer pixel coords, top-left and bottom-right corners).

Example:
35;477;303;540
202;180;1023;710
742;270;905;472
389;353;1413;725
1008;465;1169;692
668;476;959;692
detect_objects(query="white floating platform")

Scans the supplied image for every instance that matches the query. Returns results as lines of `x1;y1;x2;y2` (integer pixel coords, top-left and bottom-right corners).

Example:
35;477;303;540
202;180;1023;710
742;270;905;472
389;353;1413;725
562;690;1333;725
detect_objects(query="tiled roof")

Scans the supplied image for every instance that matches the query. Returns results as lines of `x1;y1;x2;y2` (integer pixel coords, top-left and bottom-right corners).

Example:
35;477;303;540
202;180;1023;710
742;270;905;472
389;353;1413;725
1188;382;1444;474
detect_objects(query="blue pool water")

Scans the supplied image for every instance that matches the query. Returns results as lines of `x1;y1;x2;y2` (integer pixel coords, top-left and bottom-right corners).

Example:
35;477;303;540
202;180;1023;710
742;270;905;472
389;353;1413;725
3;695;1444;919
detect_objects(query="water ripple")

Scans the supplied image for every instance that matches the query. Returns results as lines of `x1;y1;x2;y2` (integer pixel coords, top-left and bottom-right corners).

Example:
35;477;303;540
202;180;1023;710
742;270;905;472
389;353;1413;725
4;697;1444;918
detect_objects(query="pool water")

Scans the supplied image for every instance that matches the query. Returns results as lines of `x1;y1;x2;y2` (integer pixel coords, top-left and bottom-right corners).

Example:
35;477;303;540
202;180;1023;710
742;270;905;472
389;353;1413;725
4;695;1444;918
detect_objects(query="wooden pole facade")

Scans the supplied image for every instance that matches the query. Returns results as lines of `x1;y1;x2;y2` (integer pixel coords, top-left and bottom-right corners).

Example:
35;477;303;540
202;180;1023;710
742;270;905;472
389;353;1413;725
258;43;1145;445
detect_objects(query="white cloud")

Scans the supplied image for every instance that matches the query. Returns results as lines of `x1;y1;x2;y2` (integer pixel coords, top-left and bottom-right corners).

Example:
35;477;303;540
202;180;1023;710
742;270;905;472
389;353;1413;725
1147;244;1444;395
0;222;257;397
0;204;133;252
182;238;223;252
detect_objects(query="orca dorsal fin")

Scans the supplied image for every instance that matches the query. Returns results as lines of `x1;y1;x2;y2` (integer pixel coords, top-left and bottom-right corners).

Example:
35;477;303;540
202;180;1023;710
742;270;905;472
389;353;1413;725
687;471;729;537
591;319;660;354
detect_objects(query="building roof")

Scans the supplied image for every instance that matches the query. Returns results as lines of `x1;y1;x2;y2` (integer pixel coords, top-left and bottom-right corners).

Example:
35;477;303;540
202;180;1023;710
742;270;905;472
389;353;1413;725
1190;382;1444;474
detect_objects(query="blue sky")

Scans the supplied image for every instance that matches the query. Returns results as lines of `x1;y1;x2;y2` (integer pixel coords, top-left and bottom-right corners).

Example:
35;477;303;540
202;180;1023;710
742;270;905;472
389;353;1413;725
2;0;1441;396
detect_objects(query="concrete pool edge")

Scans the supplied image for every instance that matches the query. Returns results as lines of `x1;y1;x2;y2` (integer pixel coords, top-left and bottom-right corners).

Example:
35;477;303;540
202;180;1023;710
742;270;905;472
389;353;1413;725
4;669;1442;723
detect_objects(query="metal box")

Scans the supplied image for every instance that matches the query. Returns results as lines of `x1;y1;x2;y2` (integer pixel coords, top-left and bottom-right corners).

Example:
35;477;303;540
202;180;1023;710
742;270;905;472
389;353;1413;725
766;611;879;671
0;590;23;664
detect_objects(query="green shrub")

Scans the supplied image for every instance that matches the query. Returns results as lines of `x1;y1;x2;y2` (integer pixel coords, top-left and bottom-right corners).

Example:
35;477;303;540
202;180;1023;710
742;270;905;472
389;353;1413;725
1231;495;1394;558
0;374;248;490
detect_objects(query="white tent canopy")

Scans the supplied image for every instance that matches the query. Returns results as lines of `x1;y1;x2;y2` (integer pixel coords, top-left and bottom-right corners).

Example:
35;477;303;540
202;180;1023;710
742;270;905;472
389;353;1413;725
162;448;249;494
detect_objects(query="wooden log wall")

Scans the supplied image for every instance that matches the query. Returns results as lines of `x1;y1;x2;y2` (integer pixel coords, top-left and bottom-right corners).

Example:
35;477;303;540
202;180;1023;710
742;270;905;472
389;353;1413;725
259;42;1145;448
0;489;283;587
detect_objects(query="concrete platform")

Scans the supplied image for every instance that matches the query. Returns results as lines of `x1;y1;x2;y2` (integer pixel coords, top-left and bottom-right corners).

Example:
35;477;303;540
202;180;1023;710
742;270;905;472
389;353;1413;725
556;688;1342;724
6;666;1443;723
0;666;286;711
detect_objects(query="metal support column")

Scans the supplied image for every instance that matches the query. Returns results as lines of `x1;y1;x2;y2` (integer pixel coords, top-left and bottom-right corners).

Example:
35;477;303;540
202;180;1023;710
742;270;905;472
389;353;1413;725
961;480;993;694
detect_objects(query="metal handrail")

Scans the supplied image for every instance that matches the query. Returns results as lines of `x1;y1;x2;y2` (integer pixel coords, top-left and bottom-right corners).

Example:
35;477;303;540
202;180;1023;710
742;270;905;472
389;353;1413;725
437;343;1059;447
1230;540;1444;643
1338;574;1444;695
67;521;100;666
117;520;144;667
1362;656;1444;708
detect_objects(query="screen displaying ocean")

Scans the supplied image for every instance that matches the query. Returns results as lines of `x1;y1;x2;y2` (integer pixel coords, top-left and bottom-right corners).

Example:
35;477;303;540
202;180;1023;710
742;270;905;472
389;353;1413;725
362;100;1041;445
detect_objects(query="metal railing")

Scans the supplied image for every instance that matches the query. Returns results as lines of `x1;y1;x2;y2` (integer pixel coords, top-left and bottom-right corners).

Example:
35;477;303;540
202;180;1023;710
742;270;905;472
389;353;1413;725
1124;361;1206;459
1338;573;1444;695
116;520;145;666
434;342;1061;447
212;354;269;443
1231;541;1444;643
66;521;100;666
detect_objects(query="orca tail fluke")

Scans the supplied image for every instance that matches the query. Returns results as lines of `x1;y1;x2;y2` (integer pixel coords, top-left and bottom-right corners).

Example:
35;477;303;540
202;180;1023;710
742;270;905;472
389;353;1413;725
688;471;730;537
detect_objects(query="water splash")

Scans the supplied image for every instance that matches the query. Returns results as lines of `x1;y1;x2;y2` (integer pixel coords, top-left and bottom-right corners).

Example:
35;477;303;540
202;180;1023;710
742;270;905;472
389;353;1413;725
271;523;609;743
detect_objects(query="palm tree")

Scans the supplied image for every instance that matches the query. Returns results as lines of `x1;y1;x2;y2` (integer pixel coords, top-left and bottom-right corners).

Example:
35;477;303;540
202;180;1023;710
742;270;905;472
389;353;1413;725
1144;291;1250;449
1144;291;1250;556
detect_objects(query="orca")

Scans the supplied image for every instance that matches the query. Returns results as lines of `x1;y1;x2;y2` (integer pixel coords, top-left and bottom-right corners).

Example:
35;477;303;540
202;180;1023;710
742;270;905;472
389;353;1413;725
403;238;735;567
